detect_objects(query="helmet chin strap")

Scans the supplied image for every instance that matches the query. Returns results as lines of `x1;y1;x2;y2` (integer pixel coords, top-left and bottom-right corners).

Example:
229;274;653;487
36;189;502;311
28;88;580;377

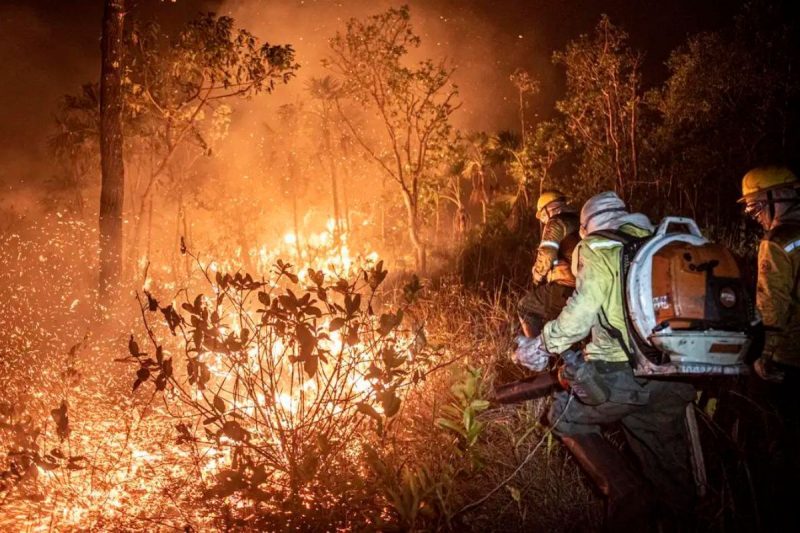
767;190;775;221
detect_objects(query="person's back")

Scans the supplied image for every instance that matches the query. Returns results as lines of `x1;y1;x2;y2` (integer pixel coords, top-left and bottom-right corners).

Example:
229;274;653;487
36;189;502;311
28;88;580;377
542;221;650;363
517;191;579;337
534;209;580;287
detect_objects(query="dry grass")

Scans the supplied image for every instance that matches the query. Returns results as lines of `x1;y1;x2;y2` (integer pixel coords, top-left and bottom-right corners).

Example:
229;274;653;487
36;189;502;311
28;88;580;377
0;261;605;531
385;276;602;531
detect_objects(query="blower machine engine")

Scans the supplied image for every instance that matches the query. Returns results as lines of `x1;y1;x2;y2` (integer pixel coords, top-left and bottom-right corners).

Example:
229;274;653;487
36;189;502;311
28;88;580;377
495;217;758;404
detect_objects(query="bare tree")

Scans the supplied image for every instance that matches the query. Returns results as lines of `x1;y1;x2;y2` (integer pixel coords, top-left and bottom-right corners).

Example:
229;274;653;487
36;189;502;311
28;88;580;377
554;15;643;199
509;68;539;147
461;132;497;224
98;0;127;301
325;6;459;272
307;76;345;238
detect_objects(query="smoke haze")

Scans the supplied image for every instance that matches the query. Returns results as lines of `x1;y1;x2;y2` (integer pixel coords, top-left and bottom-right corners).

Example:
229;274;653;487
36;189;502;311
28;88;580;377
0;0;735;220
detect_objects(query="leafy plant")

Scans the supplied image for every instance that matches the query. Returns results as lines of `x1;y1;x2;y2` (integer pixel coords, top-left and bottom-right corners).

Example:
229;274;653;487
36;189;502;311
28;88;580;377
0;399;87;503
436;367;490;467
121;250;432;511
362;443;452;530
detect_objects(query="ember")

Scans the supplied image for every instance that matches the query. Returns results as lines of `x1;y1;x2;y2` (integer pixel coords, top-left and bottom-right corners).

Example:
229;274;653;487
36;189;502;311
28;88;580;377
2;0;798;530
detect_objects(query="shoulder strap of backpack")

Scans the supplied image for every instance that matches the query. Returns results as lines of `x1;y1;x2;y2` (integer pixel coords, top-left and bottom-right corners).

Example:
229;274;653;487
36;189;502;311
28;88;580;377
590;228;629;242
598;308;637;369
586;229;641;369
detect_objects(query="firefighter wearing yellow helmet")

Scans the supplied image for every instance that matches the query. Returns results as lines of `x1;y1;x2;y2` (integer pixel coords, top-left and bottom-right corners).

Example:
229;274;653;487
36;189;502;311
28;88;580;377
532;190;580;286
740;166;800;530
514;191;696;527
516;190;580;338
740;166;800;381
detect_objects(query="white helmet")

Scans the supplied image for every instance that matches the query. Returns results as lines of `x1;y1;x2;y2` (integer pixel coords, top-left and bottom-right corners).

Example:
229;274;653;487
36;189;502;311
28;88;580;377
580;191;627;236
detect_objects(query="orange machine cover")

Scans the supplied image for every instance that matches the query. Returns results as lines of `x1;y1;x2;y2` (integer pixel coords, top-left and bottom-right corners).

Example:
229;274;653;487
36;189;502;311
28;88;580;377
651;242;741;328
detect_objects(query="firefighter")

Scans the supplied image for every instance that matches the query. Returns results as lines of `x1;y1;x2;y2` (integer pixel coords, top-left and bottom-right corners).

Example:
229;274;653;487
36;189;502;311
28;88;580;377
513;191;696;527
516;190;580;338
740;166;800;528
740;166;800;381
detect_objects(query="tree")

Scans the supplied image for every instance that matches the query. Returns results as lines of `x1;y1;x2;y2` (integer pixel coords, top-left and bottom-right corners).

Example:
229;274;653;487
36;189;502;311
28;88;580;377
307;76;345;238
488;130;530;231
460;132;497;225
276;103;308;259
56;12;299;282
98;0;127;301
124;13;298;268
509;68;539;147
338;131;356;234
440;158;470;237
649;1;800;237
554;15;644;200
526;120;569;196
325;5;459;272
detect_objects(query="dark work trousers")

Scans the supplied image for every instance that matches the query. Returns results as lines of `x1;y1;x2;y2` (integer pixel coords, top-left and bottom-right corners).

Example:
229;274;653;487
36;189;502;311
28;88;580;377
549;364;697;522
517;282;574;337
751;364;800;530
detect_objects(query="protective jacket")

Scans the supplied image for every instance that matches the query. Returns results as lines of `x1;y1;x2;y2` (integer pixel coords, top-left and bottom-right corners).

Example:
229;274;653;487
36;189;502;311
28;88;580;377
542;223;652;363
533;211;580;287
757;205;800;367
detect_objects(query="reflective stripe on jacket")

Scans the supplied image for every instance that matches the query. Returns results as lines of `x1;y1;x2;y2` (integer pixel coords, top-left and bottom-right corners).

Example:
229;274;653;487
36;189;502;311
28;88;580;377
542;223;652;363
758;218;800;367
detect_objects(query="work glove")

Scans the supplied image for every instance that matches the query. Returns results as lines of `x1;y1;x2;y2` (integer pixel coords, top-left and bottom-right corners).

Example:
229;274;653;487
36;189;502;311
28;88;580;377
753;356;785;383
512;335;551;372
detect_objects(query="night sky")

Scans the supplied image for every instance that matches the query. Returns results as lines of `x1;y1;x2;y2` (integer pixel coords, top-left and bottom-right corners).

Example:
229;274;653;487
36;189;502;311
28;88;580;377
0;0;742;195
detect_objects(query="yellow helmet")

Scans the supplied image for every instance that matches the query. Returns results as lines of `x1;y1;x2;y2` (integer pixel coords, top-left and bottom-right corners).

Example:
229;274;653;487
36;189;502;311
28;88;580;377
536;190;566;213
739;166;799;203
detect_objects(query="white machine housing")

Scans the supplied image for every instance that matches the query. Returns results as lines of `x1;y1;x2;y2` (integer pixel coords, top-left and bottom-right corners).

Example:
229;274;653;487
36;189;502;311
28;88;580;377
625;217;752;376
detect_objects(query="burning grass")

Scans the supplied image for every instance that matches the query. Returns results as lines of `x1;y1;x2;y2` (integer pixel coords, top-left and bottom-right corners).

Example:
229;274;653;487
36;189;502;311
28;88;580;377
1;214;602;531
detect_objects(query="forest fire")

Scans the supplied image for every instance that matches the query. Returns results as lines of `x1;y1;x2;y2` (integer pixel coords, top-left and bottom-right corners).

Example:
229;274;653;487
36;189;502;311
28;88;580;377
2;0;799;530
2;222;428;530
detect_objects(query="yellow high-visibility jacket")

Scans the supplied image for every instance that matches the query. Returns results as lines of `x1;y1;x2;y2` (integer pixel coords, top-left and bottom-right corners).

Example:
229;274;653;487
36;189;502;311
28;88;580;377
533;212;580;287
542;223;652;363
757;216;800;367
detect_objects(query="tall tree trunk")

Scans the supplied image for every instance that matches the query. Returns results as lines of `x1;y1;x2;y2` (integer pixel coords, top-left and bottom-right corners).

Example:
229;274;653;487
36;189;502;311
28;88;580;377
322;121;341;238
401;188;426;273
340;143;352;234
98;0;126;301
380;175;387;249
172;198;181;284
518;89;526;146
291;196;301;260
182;204;191;279
434;193;440;244
288;153;302;260
146;195;153;265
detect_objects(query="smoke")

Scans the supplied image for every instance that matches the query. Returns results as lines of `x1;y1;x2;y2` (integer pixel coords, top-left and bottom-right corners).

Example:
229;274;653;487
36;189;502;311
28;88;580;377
0;2;101;221
218;0;528;127
197;0;536;252
0;0;737;251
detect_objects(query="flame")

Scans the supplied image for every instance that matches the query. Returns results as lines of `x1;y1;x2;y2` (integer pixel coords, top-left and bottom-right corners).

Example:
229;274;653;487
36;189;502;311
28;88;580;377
2;216;408;530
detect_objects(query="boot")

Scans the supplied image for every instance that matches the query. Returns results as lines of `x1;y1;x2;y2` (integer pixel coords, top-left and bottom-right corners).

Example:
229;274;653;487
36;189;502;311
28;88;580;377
561;433;652;529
